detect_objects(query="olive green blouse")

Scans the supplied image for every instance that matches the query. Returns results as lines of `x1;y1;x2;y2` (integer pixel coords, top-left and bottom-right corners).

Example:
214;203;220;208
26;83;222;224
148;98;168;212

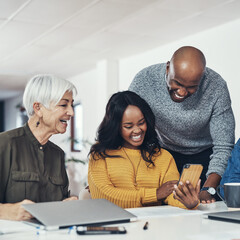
0;123;69;203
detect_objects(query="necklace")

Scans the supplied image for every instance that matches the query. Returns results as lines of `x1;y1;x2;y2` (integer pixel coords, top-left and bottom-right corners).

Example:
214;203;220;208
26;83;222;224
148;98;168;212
122;147;142;187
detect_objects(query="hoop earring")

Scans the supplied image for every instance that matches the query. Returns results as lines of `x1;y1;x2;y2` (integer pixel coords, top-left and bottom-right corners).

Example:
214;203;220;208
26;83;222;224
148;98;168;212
36;121;40;127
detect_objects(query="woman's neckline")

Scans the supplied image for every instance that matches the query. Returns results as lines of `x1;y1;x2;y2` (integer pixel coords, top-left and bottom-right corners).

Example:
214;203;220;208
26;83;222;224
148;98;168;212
121;146;140;151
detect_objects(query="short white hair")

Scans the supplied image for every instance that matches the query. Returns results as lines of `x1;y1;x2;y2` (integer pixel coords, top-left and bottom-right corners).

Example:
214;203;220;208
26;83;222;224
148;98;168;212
23;74;77;117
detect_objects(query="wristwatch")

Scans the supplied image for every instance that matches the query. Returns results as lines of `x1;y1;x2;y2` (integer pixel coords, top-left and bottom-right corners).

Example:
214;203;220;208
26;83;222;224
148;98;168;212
201;187;216;195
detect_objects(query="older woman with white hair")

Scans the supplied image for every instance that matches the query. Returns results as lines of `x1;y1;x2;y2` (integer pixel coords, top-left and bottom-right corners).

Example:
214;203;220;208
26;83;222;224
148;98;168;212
0;74;78;221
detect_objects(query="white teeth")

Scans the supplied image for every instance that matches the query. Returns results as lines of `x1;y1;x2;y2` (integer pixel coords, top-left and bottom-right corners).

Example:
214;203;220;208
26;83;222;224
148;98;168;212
132;135;141;140
174;92;184;99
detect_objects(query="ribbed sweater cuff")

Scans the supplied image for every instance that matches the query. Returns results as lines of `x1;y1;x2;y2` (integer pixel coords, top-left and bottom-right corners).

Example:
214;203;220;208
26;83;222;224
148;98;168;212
142;188;158;204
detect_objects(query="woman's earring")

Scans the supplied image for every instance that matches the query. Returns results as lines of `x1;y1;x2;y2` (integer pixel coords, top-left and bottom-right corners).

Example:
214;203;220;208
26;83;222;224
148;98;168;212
36;121;40;127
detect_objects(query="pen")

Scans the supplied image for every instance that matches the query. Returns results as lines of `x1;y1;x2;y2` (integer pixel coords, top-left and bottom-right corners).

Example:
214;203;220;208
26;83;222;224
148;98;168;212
143;221;148;230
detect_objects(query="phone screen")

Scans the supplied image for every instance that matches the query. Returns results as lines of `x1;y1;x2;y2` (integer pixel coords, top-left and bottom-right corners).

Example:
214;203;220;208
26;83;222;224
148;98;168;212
76;226;127;235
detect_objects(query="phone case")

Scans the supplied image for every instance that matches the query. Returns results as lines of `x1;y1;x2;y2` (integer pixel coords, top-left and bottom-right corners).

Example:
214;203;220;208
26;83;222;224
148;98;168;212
76;226;127;235
179;164;203;188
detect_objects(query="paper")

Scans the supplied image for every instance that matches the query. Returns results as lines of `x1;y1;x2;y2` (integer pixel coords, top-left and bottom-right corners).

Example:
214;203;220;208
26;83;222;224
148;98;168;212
126;201;228;219
0;219;34;235
126;205;203;219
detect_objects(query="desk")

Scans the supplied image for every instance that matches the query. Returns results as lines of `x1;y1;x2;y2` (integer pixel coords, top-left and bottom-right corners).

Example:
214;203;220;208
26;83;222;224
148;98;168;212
1;202;240;240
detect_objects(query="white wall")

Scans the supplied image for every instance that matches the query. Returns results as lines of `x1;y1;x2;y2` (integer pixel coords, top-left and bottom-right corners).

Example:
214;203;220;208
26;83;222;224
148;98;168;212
52;62;120;160
70;69;99;146
50;69;99;161
119;18;240;139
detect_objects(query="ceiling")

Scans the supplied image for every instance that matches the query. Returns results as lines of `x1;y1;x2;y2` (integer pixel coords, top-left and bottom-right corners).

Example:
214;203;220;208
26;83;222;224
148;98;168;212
0;0;240;99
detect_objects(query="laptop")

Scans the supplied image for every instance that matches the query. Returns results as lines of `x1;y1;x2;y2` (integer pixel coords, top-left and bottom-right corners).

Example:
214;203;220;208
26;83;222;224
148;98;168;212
23;199;137;230
206;210;240;223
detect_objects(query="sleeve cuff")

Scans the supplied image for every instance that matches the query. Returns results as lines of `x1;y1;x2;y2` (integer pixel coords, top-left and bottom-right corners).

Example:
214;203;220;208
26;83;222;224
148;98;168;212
141;188;158;204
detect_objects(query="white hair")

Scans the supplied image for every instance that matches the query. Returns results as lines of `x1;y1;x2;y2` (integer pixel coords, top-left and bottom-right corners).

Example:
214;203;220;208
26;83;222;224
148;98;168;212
23;74;77;117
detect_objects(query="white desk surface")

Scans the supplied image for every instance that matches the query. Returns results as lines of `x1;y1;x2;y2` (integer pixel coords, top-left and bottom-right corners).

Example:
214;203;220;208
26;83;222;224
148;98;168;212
1;201;240;240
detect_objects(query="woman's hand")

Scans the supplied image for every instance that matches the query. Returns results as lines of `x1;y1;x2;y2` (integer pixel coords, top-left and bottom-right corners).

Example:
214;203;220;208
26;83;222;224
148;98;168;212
173;180;201;209
63;196;78;201
157;180;178;201
0;199;34;221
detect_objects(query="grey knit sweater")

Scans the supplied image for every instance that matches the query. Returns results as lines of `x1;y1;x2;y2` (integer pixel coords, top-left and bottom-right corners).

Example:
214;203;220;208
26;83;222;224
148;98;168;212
129;63;235;176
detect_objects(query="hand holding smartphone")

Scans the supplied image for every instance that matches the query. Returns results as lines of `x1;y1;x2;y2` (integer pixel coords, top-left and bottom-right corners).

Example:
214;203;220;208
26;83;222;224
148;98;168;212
174;164;203;209
179;164;203;188
76;226;127;235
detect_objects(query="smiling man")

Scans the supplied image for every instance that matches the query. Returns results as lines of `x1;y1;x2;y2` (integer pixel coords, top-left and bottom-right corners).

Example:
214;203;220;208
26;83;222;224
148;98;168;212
129;46;235;203
166;48;205;102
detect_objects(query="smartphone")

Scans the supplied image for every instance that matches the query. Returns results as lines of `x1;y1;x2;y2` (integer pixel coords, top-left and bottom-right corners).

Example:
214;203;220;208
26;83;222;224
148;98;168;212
178;164;203;188
76;226;127;235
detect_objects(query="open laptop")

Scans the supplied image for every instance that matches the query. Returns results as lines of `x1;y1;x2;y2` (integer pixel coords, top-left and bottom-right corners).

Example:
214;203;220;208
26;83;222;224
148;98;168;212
23;199;137;230
206;210;240;223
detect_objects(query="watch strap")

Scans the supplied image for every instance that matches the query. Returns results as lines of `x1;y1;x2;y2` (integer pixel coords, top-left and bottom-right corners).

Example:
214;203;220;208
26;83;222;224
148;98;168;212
201;187;216;195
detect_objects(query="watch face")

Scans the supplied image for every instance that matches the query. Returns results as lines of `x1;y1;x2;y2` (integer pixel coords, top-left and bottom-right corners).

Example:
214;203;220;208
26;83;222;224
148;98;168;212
208;187;216;195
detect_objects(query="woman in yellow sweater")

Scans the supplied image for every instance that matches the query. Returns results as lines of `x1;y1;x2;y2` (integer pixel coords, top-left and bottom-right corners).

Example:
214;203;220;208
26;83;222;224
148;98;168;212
88;91;200;209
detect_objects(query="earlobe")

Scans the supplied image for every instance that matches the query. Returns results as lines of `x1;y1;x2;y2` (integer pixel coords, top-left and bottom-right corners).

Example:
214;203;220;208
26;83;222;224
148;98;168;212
35;103;40;111
33;102;42;117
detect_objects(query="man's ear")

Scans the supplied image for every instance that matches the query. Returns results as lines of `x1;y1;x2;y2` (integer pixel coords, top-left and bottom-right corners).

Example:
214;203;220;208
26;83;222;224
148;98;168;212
166;61;170;74
33;102;43;117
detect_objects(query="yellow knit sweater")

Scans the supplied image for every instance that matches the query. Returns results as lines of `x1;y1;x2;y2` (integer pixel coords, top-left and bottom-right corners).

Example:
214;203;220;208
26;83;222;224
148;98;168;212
88;147;186;209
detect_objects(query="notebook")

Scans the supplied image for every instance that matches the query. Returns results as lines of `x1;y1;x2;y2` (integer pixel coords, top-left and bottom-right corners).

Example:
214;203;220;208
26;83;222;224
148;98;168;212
23;199;137;230
206;210;240;223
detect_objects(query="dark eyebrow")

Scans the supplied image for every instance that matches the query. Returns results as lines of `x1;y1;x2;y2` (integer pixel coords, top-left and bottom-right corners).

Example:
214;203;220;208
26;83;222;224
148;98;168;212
123;117;145;125
172;79;183;86
123;121;133;125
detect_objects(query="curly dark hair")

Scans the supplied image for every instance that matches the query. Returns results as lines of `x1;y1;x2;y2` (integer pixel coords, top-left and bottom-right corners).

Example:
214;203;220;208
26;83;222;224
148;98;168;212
89;91;161;165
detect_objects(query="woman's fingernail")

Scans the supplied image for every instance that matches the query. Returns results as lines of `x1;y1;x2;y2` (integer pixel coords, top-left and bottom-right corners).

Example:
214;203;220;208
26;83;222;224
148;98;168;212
186;180;190;184
174;184;177;189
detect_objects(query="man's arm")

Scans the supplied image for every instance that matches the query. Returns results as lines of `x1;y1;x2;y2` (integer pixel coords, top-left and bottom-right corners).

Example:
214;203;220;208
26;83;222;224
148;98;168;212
201;81;235;203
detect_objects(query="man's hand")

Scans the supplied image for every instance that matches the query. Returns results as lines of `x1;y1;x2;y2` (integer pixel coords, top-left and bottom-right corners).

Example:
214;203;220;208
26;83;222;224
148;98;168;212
199;191;216;204
156;180;178;201
200;173;221;204
0;199;34;221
